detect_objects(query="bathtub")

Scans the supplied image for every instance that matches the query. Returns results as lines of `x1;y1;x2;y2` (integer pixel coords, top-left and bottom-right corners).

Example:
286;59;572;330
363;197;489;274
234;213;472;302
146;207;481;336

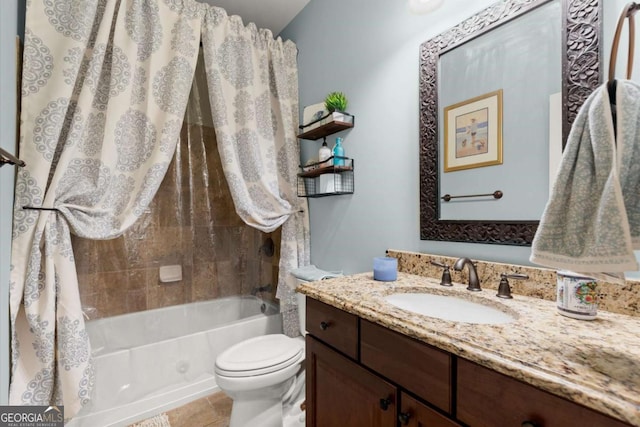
67;296;282;427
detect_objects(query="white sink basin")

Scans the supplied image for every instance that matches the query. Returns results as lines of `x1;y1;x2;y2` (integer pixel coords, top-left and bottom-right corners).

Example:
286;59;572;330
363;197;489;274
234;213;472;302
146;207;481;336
384;293;515;324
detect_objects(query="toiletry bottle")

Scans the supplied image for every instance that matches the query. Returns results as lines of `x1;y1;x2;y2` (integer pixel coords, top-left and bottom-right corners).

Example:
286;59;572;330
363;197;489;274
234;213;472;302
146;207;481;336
333;137;345;166
318;138;332;167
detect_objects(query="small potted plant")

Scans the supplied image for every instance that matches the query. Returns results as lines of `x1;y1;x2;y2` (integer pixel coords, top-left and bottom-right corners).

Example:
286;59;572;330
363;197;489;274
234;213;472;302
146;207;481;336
324;91;348;113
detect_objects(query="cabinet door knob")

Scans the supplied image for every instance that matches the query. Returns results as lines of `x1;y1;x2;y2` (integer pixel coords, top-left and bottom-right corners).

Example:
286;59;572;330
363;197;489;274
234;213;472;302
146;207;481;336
379;397;392;411
522;422;540;427
320;321;330;330
398;412;411;425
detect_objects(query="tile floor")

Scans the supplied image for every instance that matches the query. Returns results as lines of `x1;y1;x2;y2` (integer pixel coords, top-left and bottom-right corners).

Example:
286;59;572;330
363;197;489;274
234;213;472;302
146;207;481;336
130;392;232;427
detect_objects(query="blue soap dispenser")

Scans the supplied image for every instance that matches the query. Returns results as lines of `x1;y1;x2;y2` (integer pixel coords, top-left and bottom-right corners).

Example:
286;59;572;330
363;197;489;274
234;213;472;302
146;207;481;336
333;137;345;166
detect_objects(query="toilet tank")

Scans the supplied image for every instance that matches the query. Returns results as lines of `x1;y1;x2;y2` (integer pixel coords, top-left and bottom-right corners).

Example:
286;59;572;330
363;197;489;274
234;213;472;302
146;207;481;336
295;279;307;335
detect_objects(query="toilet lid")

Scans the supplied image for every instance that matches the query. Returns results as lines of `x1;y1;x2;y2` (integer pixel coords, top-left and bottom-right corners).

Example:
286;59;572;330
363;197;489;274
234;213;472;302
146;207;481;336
215;334;304;377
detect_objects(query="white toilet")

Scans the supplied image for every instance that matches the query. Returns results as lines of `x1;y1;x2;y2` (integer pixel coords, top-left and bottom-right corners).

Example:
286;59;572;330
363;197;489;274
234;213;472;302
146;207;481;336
214;284;307;427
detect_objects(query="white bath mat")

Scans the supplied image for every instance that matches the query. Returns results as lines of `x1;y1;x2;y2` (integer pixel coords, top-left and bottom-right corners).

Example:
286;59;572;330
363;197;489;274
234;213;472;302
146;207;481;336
130;413;171;427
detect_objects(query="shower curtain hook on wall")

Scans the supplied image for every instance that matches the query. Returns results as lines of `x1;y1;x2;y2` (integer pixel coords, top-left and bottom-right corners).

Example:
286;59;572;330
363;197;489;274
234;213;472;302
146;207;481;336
0;147;25;168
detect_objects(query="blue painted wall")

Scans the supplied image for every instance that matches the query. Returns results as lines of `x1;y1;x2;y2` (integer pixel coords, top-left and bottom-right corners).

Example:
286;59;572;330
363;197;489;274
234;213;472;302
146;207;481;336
281;0;640;275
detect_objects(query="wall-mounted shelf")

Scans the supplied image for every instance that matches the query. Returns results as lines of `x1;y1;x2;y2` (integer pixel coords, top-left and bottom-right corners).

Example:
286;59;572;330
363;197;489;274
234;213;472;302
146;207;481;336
297;157;354;198
297;111;355;197
298;163;354;178
297;112;354;140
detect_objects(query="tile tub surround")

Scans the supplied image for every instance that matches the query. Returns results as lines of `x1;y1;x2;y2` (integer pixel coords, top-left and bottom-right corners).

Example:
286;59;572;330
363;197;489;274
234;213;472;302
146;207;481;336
72;124;280;320
297;273;640;426
387;250;640;317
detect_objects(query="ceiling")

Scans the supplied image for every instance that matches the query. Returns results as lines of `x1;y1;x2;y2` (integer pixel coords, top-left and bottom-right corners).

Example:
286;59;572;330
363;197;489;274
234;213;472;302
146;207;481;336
198;0;310;35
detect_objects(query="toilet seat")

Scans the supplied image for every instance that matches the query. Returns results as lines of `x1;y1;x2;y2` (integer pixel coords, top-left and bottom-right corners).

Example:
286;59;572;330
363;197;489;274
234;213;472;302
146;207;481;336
215;334;304;378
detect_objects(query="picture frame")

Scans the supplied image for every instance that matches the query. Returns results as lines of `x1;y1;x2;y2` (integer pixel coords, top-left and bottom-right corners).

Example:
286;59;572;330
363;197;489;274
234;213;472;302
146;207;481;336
443;89;503;172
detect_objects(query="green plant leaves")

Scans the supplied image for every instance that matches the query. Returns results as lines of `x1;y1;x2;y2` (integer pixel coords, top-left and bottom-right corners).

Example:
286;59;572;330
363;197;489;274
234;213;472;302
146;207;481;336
324;91;348;112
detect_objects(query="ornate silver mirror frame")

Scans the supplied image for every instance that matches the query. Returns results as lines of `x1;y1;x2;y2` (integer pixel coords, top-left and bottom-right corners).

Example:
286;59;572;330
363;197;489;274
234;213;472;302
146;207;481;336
419;0;602;246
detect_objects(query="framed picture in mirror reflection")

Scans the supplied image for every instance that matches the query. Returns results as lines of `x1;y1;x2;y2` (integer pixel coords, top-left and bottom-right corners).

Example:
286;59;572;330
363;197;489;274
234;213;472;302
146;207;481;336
443;89;503;172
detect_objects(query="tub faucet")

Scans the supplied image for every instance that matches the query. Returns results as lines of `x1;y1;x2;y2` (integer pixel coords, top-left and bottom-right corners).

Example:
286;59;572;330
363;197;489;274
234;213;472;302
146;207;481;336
251;284;272;296
453;257;481;292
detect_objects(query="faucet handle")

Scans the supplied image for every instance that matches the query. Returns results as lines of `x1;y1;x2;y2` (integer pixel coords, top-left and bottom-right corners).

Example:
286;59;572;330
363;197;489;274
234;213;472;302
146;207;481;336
497;273;529;299
430;261;452;287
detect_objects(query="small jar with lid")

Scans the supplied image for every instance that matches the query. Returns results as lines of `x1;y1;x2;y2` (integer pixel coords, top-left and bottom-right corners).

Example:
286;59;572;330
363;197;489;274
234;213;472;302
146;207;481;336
556;270;598;320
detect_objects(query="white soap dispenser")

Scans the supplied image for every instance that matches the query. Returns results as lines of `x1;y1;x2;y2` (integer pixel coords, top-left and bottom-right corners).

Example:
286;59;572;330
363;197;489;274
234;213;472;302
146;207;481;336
318;137;332;167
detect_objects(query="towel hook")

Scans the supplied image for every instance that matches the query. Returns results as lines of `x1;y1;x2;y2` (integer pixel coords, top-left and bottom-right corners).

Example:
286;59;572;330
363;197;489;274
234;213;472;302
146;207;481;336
608;2;640;82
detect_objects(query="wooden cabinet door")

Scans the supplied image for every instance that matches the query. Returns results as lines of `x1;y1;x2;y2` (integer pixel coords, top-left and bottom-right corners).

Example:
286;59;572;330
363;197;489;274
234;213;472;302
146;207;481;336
398;393;461;427
306;335;396;427
457;358;632;427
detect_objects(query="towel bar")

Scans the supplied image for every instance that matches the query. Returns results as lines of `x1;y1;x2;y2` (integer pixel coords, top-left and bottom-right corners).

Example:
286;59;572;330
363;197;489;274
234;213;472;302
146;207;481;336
441;190;503;202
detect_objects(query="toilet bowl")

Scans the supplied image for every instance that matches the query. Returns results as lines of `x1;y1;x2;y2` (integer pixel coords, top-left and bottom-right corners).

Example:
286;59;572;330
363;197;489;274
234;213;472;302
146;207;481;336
214;282;307;427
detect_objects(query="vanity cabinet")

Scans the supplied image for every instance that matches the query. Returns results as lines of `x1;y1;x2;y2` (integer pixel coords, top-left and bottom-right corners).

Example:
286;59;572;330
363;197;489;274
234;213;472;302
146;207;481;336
306;299;456;427
305;297;632;427
457;359;630;427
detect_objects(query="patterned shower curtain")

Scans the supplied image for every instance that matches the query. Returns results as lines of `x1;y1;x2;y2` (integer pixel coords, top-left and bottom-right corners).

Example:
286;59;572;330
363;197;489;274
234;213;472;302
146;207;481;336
10;0;202;418
200;8;310;336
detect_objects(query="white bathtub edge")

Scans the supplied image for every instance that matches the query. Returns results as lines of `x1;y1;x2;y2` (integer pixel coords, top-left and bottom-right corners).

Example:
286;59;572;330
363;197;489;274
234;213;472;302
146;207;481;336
68;376;219;427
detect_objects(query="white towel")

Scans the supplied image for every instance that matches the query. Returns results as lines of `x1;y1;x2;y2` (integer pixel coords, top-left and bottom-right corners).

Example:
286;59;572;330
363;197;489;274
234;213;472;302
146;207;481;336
290;265;342;282
530;80;640;283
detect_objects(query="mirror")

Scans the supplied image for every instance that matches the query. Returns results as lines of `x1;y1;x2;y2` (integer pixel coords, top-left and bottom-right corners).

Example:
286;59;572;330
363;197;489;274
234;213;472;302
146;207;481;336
439;1;560;222
419;0;602;245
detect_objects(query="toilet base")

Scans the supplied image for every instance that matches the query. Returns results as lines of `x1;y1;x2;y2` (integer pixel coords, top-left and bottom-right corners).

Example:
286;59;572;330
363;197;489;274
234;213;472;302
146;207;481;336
223;368;306;427
228;391;306;427
229;396;285;427
225;377;295;427
283;397;306;427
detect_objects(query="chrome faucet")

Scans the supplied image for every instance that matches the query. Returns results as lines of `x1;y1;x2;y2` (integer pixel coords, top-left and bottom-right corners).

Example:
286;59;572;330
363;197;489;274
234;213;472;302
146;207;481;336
453;257;481;291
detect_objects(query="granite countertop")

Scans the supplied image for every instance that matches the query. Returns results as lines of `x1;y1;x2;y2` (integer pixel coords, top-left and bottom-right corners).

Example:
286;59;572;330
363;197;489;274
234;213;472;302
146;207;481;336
296;272;640;426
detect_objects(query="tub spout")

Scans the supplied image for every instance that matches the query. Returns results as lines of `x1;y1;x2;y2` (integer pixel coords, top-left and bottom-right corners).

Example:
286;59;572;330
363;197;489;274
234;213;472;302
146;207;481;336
251;284;272;296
